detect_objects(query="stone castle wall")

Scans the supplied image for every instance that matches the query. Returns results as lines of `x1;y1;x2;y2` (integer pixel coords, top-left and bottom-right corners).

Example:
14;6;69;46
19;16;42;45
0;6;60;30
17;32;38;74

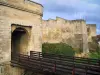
42;17;89;53
87;24;96;51
0;0;97;75
87;24;96;42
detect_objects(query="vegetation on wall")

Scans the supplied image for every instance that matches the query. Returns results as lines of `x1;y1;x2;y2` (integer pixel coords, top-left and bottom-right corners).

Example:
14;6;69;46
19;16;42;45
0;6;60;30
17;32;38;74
89;42;100;59
88;37;100;59
89;52;100;59
42;43;75;56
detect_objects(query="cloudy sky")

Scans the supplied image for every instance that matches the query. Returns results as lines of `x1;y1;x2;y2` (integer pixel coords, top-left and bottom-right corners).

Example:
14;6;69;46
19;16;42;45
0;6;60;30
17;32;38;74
32;0;100;34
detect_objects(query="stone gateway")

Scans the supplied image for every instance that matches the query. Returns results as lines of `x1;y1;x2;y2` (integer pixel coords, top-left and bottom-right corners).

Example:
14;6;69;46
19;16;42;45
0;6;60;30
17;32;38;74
0;0;43;75
0;0;96;75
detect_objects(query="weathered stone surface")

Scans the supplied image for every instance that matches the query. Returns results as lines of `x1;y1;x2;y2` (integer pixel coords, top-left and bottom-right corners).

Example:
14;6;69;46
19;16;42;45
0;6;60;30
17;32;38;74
0;0;96;75
42;17;90;53
87;24;96;42
0;0;43;75
0;0;43;16
87;24;96;51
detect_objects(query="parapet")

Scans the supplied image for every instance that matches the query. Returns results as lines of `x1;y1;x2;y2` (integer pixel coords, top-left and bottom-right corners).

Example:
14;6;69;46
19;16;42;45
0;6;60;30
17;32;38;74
71;19;86;22
0;0;43;16
26;0;43;7
87;24;96;30
87;24;96;27
43;17;86;23
56;17;66;21
42;17;87;25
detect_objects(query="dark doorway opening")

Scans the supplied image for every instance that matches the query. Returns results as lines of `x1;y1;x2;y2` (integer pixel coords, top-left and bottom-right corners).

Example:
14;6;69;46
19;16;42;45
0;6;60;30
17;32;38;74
11;27;28;55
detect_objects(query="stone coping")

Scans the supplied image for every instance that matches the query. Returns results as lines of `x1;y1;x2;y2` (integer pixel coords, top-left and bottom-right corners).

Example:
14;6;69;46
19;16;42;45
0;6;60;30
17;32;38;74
0;1;43;16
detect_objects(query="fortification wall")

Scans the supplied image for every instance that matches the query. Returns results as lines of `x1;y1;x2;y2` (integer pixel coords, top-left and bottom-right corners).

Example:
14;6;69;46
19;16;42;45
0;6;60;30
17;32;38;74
42;17;89;53
87;24;96;42
87;24;96;51
0;0;96;75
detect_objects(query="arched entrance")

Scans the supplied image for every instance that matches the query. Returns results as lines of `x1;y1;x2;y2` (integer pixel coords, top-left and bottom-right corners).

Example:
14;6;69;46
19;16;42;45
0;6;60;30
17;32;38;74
11;27;29;54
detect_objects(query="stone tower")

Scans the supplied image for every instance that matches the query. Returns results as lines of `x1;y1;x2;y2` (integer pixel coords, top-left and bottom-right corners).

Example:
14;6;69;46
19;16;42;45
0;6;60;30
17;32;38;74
0;0;43;75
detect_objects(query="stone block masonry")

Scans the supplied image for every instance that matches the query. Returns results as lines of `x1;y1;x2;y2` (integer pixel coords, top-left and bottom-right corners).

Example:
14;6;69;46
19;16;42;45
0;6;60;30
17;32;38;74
0;0;43;75
0;0;96;75
42;17;93;54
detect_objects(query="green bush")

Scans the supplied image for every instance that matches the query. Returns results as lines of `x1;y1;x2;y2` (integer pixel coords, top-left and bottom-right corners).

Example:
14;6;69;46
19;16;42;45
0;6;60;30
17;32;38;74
89;52;100;59
42;43;75;56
